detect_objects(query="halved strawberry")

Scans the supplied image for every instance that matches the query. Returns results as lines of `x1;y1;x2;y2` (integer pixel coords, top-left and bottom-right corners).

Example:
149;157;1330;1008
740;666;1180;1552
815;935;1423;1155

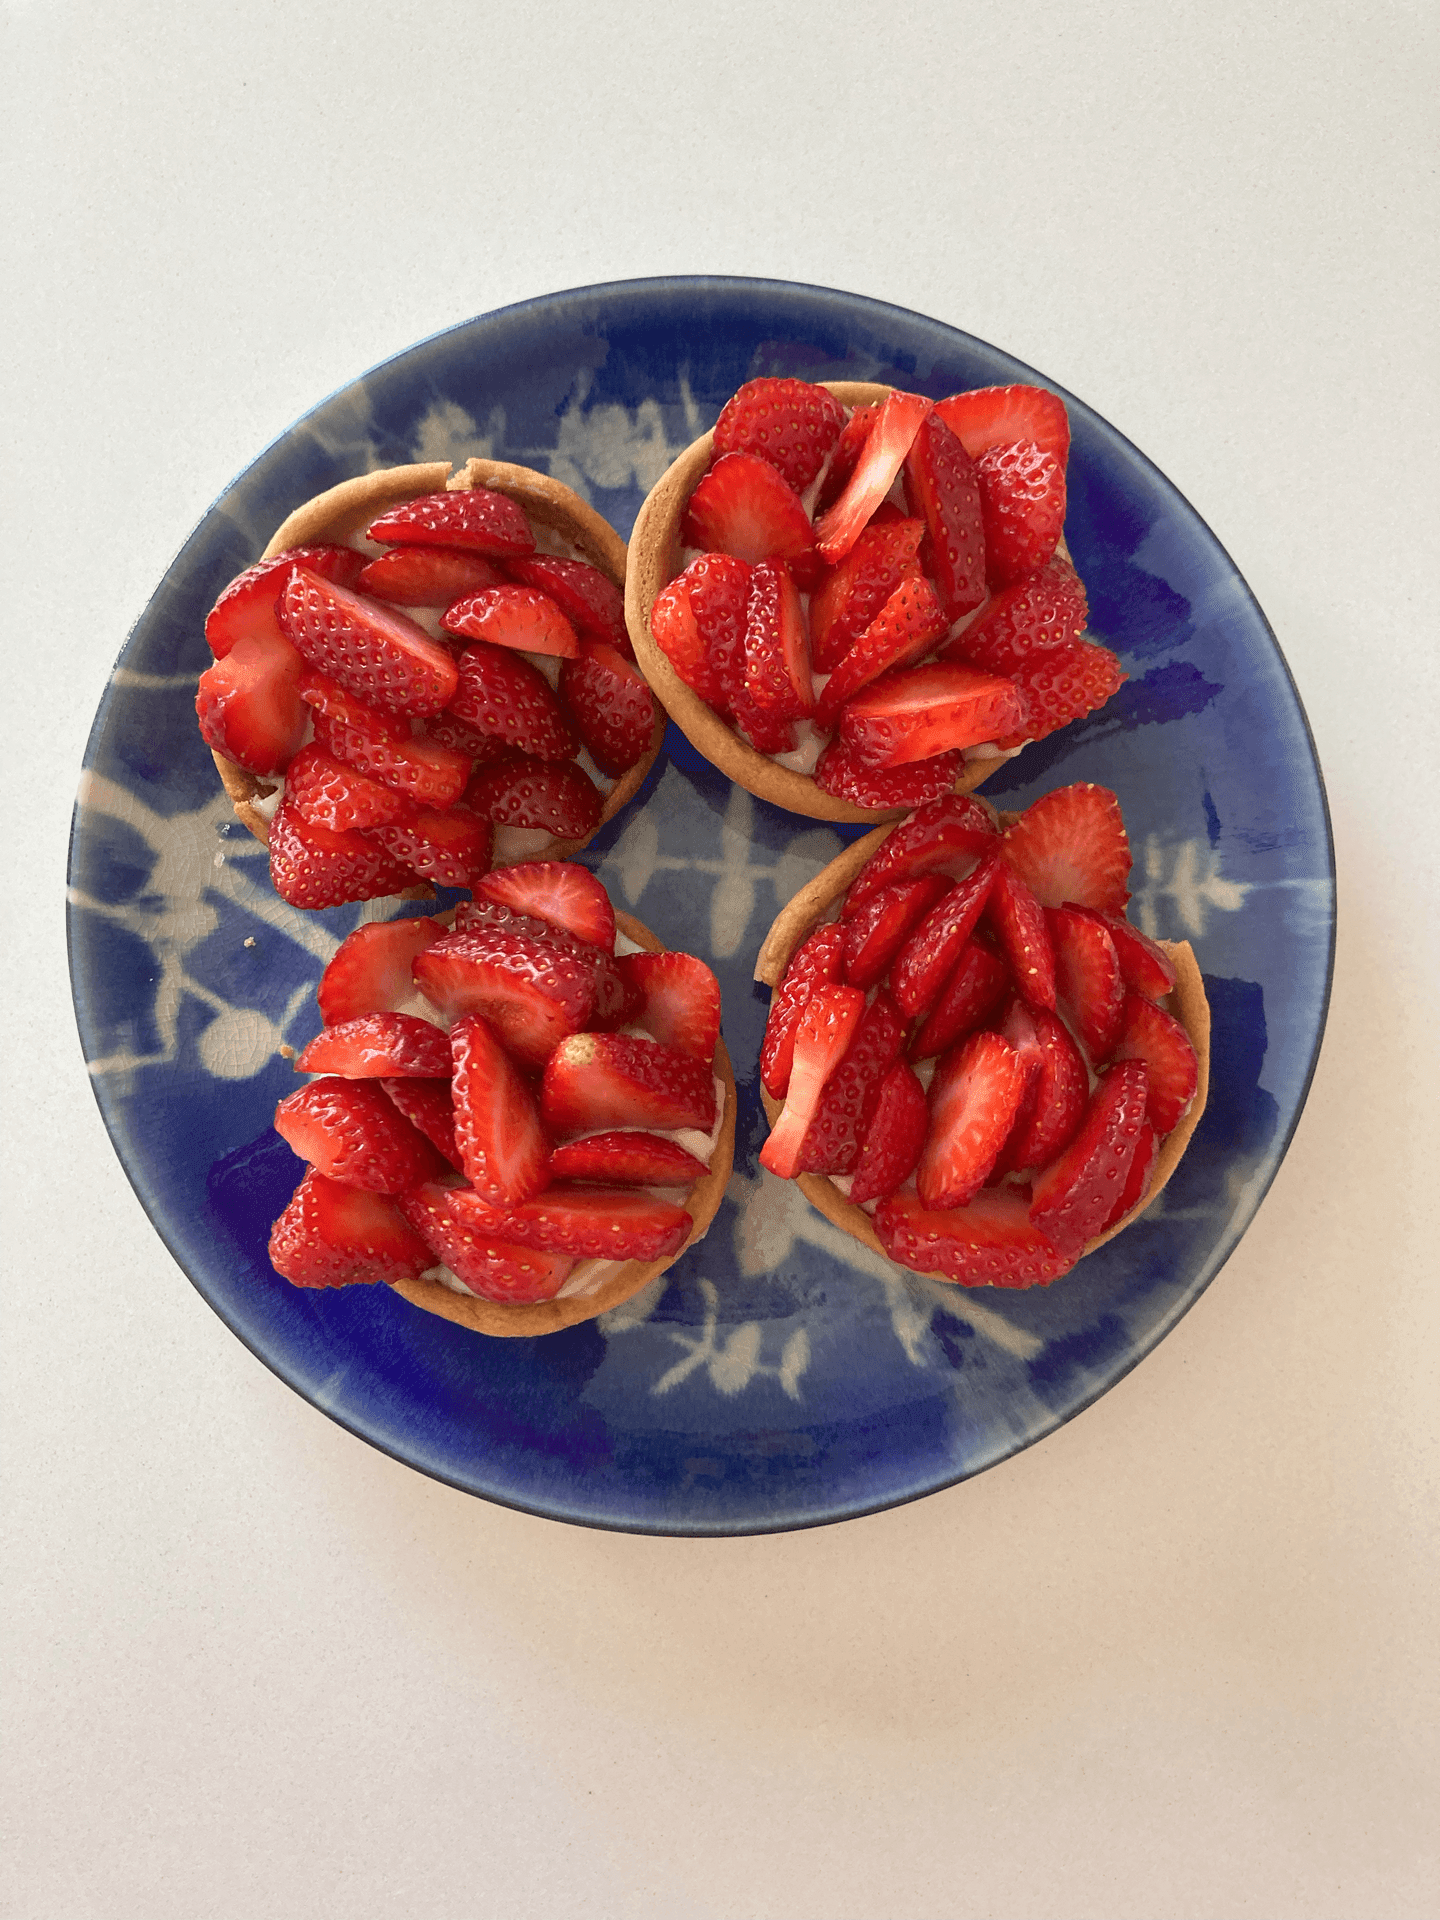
985;864;1057;1012
449;641;579;761
846;794;1000;909
760;922;846;1098
300;671;472;809
889;849;1003;1018
744;559;813;719
845;1061;928;1206
269;1170;434;1288
813;391;931;564
205;545;366;657
902;409;987;618
279;568;459;717
941;556;1088;674
975;441;1066;587
793;991;906;1176
441;584;580;657
1001;783;1132;914
506;556;629;655
1065;906;1177;1000
815;574;950;728
355;547;507;607
284;741;415;834
759;984;868;1178
368;487;535;559
274;1077;442;1193
1029;1061;1150;1255
841;875;951;990
380;1077;461;1170
814;402;881;512
813;739;963;810
682;452;817;570
449;1014;552;1206
463;753;603;840
874;1186;1073;1289
916;1029;1028;1210
453;898;633;1028
267;801;416;910
558;641;658;776
993;1005;1088;1174
712;376;847;492
318;918;446;1026
1048;906;1125;1060
369;806;494;890
294;1012;451;1079
616;951;721;1063
839;661;1025;768
1100;1119;1158;1231
399;1181;571;1301
809;514;926;673
442;1185;692;1263
1107;993;1199;1134
414;925;597;1067
472;863;615;951
541;1033;718;1137
548;1131;709;1188
995;639;1126;747
195;629;308;775
909;938;1010;1061
932;385;1070;467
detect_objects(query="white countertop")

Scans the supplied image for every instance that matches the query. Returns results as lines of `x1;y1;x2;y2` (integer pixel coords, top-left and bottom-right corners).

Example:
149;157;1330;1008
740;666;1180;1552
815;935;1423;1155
6;4;1437;1916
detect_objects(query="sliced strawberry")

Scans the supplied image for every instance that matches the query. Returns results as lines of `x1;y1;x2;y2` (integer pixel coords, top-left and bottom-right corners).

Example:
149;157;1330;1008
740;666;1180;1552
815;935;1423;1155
548;1131;709;1188
975;442;1066;587
682;452;816;570
760;922;846;1098
414;925;596;1068
1065;906;1177;1000
813;739;963;810
463;753;603;840
541;1033;718;1137
448;641;578;761
1048;905;1125;1060
650;573;723;706
270;1170;434;1288
380;1077;461;1170
449;1014;552;1206
993;1005;1088;1174
1099;1119;1158;1231
443;1185;692;1263
941;556;1088;674
996;639;1126;748
985;864;1057;1012
195;629;308;775
318;919;445;1026
267;801;416;910
616;951;721;1064
300;670;472;809
889;849;1003;1019
815;574;950;728
687;552;751;711
506;555;630;655
902;409;987;618
355;546;507;607
1029;1061;1150;1255
294;1012;452;1079
793;991;906;1176
814;402;881;512
398;1181;570;1301
839;661;1024;768
471;861;615;951
743;560;813;719
909;938;1010;1061
916;1029;1028;1209
1001;783;1132;914
441;584;580;658
1107;993;1199;1134
452;898;633;1028
712;376;847;492
932;385;1070;467
845;1061;928;1206
367;487;535;559
846;794;1000;909
841;874;951;990
730;685;797;754
423;710;518;768
278;568;458;717
760;984;868;1178
993;994;1045;1137
874;1186;1073;1288
813;391;931;564
558;640;658;776
274;1076;441;1193
285;741;415;834
369;805;494;890
205;545;365;658
810;514;926;674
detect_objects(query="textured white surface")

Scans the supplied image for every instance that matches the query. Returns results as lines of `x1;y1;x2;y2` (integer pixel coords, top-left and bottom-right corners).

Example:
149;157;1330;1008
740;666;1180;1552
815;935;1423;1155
6;5;1439;1919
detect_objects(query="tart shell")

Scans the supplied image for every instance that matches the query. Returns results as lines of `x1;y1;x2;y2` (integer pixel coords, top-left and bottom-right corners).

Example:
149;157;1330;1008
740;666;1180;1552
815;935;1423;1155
388;910;737;1338
753;814;1211;1274
211;459;664;867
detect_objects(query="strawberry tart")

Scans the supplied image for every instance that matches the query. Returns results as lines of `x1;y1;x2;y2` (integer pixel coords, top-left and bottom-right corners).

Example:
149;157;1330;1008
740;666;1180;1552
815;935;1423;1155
627;377;1125;823
753;786;1210;1287
198;458;664;909
266;861;737;1336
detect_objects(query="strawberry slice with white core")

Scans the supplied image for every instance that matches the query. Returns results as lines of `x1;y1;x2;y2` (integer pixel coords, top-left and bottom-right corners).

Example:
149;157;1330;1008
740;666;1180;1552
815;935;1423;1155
993;1005;1088;1174
205;545;366;657
1107;993;1199;1134
889;849;1003;1019
541;1033;718;1137
846;1061;929;1206
506;556;629;655
810;513;926;673
195;628;308;775
399;1182;571;1301
814;402;882;512
294;1012;451;1079
367;487;536;559
472;861;616;951
943;556;1089;675
901;408;987;619
300;671;472;808
442;1185;692;1263
267;801;416;911
841;874;951;991
874;1186;1073;1289
270;1170;434;1288
1048;905;1126;1060
414;926;597;1068
548;1132;709;1188
1100;1119;1158;1231
441;584;581;658
355;547;507;607
380;1078;461;1170
976;441;1067;587
793;991;906;1176
616;951;721;1064
1029;1060;1150;1255
931;385;1071;467
284;741;416;834
759;984;867;1179
449;1014;552;1207
760;922;846;1098
448;641;579;761
681;452;817;569
558;641;658;776
1001;783;1132;914
743;558;814;719
985;863;1058;1013
463;753;602;840
839;660;1025;768
279;568;459;717
909;938;1011;1060
318;918;445;1026
815;574;951;727
813;740;963;810
813;391;931;564
916;1029;1028;1210
847;794;1000;909
1065;905;1176;1000
712;376;847;492
274;1077;442;1194
369;805;494;890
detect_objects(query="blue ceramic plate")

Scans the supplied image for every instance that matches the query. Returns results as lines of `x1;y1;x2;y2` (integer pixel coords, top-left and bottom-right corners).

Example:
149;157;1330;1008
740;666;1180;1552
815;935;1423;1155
69;278;1334;1535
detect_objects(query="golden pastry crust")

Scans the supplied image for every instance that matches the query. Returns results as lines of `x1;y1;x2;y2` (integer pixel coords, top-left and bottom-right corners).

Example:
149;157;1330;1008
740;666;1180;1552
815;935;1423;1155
752;815;1210;1273
389;911;737;1337
211;459;663;867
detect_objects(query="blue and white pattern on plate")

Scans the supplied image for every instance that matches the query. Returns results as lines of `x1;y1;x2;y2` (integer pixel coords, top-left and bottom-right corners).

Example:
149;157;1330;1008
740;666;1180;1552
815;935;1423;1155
68;278;1334;1535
